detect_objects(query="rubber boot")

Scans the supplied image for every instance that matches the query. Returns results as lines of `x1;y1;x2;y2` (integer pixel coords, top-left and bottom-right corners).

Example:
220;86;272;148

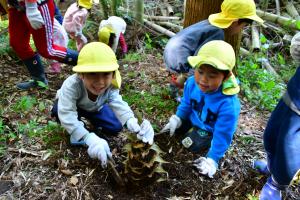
253;160;270;175
61;49;78;66
17;54;48;90
259;176;285;200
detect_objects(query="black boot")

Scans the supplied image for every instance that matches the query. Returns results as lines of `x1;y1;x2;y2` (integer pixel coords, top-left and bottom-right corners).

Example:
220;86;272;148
61;49;78;66
17;54;48;90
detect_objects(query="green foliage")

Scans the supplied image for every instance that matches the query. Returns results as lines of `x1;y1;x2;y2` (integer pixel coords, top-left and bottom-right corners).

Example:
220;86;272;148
12;96;37;112
100;0;123;18
123;87;177;126
0;20;15;58
247;194;259;200
237;56;286;111
145;33;153;49
123;52;145;62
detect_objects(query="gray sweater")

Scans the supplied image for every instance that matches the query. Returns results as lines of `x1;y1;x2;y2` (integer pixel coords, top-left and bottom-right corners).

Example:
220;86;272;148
56;74;135;141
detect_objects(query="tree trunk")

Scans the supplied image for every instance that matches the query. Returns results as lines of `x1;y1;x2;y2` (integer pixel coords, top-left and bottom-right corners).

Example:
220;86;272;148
183;0;242;60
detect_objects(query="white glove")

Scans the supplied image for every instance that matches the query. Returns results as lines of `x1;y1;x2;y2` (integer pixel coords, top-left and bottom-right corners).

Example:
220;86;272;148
137;119;154;145
84;132;112;168
160;115;182;136
193;157;217;178
126;118;141;133
25;1;44;30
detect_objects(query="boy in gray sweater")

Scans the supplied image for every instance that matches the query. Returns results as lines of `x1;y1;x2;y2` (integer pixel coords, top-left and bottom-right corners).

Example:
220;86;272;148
51;42;154;168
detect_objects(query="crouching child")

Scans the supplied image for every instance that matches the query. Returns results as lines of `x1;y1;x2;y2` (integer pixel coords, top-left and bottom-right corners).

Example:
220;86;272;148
51;42;154;168
161;40;241;178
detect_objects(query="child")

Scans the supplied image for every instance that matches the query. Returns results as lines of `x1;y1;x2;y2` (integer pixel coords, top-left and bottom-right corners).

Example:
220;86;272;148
51;42;154;168
48;18;69;73
8;0;78;90
164;0;263;98
253;33;300;200
98;16;128;55
63;0;91;51
161;40;241;178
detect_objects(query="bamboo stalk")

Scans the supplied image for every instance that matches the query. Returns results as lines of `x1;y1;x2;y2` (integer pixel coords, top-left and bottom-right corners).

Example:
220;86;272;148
285;1;300;20
144;15;180;21
275;0;281;15
256;10;300;30
143;19;176;37
264;22;285;33
156;21;183;32
135;0;144;24
240;47;250;56
164;0;174;16
260;58;280;78
251;24;261;51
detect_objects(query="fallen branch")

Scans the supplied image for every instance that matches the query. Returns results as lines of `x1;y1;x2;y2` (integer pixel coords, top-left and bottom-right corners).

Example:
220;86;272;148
256;10;300;30
239;47;250;56
144;15;180;21
143;19;176;37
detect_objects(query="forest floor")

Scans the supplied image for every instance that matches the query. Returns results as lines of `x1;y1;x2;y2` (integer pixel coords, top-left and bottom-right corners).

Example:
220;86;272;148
0;46;299;200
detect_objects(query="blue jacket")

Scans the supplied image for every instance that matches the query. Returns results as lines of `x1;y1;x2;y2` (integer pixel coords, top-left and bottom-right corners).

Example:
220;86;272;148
287;66;300;110
176;77;241;163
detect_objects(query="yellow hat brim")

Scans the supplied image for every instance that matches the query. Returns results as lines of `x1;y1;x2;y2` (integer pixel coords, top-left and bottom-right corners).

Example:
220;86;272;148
111;70;122;89
188;55;230;71
72;63;119;73
209;12;264;28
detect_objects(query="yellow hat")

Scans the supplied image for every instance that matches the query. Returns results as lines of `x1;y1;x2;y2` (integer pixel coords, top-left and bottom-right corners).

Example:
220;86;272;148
188;40;239;95
0;0;8;15
188;40;235;71
208;0;263;28
78;0;92;9
73;42;121;88
98;26;115;45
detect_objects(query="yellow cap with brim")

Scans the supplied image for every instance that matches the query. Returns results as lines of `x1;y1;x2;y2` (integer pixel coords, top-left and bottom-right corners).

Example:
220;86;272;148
188;40;239;95
208;0;264;28
78;0;92;9
98;26;115;45
72;42;121;88
188;40;235;71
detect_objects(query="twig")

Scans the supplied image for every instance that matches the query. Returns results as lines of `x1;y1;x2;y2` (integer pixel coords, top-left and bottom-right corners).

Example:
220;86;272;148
156;21;183;32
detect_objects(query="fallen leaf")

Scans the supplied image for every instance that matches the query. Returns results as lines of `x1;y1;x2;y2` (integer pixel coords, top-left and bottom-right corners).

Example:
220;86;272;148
69;176;78;186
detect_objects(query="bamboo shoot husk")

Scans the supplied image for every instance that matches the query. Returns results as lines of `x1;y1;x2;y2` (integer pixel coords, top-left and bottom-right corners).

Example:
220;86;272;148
143;19;176;37
251;24;261;51
256;10;300;30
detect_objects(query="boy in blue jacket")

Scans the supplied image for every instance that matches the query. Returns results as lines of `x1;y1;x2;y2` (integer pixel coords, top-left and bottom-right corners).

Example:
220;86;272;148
253;33;300;200
165;0;263;100
161;40;241;178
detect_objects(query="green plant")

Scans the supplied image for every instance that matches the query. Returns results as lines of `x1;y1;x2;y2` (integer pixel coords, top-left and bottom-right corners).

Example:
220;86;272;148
237;56;286;111
123;52;145;62
145;33;153;50
12;96;37;112
247;194;258;200
41;121;65;145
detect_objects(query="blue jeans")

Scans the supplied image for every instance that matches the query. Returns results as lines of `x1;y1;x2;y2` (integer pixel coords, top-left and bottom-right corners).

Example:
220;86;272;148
51;100;123;135
264;99;300;185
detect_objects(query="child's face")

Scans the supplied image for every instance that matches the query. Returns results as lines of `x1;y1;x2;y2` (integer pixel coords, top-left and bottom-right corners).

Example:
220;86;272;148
194;64;226;93
80;72;114;96
227;21;248;35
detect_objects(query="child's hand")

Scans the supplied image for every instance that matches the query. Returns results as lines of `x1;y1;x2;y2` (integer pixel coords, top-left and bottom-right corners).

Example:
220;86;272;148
160;115;182;136
193;157;217;178
25;2;44;30
126;118;141;133
84;132;112;168
137;119;154;145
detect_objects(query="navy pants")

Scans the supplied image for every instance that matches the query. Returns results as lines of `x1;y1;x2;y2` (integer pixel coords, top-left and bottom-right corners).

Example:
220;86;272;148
264;99;300;185
51;100;123;135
